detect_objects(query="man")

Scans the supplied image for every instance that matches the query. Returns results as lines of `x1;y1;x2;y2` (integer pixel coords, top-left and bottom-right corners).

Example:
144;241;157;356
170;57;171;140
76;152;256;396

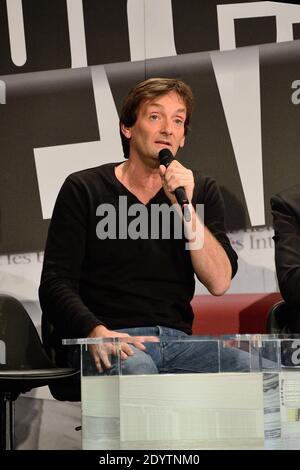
39;77;246;374
271;183;300;332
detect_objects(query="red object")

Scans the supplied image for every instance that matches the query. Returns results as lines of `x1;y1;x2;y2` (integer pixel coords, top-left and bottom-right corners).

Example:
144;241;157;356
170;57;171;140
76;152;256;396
191;293;282;335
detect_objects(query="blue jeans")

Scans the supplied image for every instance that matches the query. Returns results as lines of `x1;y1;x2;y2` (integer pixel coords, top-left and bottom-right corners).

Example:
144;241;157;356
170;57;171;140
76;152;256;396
103;326;252;375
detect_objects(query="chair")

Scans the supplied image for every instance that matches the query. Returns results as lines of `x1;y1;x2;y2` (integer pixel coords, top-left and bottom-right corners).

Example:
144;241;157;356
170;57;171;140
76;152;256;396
0;294;78;450
266;299;291;334
41;312;81;402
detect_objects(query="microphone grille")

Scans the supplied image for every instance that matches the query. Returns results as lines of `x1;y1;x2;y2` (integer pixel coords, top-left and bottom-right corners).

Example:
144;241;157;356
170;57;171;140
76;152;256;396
158;148;174;167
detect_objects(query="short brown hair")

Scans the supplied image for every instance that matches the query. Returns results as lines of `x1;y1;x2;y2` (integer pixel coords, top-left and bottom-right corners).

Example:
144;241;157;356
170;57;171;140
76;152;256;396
120;77;193;158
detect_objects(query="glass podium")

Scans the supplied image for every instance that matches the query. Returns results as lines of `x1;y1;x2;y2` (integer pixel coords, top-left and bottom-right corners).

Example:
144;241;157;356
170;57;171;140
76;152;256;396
63;335;300;450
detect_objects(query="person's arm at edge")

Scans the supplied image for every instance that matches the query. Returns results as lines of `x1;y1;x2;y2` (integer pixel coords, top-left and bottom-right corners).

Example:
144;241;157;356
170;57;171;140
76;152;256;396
271;193;300;309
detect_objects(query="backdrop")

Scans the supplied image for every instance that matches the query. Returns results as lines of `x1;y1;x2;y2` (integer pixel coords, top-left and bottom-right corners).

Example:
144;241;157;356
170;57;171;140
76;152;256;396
1;0;300;449
1;0;300;301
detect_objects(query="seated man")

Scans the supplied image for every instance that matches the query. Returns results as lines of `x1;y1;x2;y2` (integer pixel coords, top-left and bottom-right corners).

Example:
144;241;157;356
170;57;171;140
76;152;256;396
271;184;300;333
39;77;250;374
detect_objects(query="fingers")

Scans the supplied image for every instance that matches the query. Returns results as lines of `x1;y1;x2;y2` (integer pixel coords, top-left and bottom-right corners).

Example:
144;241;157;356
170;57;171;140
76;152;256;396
91;345;111;372
159;164;166;177
115;332;131;338
120;343;134;357
90;342;135;372
99;352;111;371
131;341;146;351
160;162;194;197
130;335;159;351
90;335;159;372
165;171;193;192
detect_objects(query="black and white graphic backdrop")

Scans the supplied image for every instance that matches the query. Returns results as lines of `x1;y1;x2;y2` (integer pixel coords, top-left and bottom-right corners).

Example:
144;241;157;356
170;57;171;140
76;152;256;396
1;0;300;297
1;0;300;450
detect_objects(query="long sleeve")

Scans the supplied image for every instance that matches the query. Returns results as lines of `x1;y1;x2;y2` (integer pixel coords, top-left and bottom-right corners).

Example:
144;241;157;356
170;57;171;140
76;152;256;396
39;164;239;337
193;174;238;279
39;175;103;339
271;186;300;309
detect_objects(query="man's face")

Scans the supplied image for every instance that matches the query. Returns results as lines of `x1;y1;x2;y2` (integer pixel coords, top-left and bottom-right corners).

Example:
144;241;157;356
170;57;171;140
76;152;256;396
122;91;186;164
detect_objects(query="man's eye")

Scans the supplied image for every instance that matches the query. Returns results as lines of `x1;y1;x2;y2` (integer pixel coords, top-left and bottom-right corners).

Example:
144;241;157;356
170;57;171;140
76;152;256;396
175;119;184;125
149;114;159;120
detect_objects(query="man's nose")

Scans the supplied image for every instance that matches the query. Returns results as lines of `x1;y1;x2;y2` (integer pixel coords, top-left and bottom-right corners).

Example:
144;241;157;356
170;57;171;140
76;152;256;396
160;118;173;135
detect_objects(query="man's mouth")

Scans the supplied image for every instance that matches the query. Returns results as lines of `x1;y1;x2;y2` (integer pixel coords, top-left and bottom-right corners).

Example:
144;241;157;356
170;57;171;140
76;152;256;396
155;140;171;147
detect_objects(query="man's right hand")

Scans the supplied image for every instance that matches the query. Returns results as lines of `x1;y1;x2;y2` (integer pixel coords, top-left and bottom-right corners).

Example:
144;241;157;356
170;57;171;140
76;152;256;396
87;325;158;372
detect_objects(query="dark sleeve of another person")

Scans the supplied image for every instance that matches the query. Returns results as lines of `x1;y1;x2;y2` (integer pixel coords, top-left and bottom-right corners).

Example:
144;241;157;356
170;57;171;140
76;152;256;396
271;190;300;310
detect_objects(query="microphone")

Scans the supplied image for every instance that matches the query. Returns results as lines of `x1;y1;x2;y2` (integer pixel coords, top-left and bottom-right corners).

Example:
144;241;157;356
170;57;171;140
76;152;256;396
158;148;191;222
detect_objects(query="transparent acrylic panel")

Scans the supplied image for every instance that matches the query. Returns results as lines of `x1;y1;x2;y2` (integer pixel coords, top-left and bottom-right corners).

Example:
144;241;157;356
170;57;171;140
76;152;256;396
62;335;300;450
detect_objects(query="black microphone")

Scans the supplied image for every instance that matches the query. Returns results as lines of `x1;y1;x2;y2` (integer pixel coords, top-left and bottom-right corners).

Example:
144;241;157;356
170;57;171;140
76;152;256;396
158;148;191;222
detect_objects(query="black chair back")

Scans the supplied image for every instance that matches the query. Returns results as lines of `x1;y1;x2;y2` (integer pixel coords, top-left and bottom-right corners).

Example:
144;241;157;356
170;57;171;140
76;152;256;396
0;294;78;449
0;295;52;373
266;300;291;334
41;313;80;401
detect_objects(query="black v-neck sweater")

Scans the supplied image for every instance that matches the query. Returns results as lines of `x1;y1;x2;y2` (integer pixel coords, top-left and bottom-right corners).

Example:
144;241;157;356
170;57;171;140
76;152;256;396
39;163;237;339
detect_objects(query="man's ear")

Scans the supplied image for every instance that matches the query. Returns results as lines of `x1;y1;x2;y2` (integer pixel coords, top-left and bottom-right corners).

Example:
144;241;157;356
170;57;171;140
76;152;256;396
120;122;131;139
179;135;185;148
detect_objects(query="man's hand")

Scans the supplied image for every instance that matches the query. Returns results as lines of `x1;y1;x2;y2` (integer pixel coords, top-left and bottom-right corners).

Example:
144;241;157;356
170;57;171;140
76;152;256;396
88;325;158;372
159;160;194;205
